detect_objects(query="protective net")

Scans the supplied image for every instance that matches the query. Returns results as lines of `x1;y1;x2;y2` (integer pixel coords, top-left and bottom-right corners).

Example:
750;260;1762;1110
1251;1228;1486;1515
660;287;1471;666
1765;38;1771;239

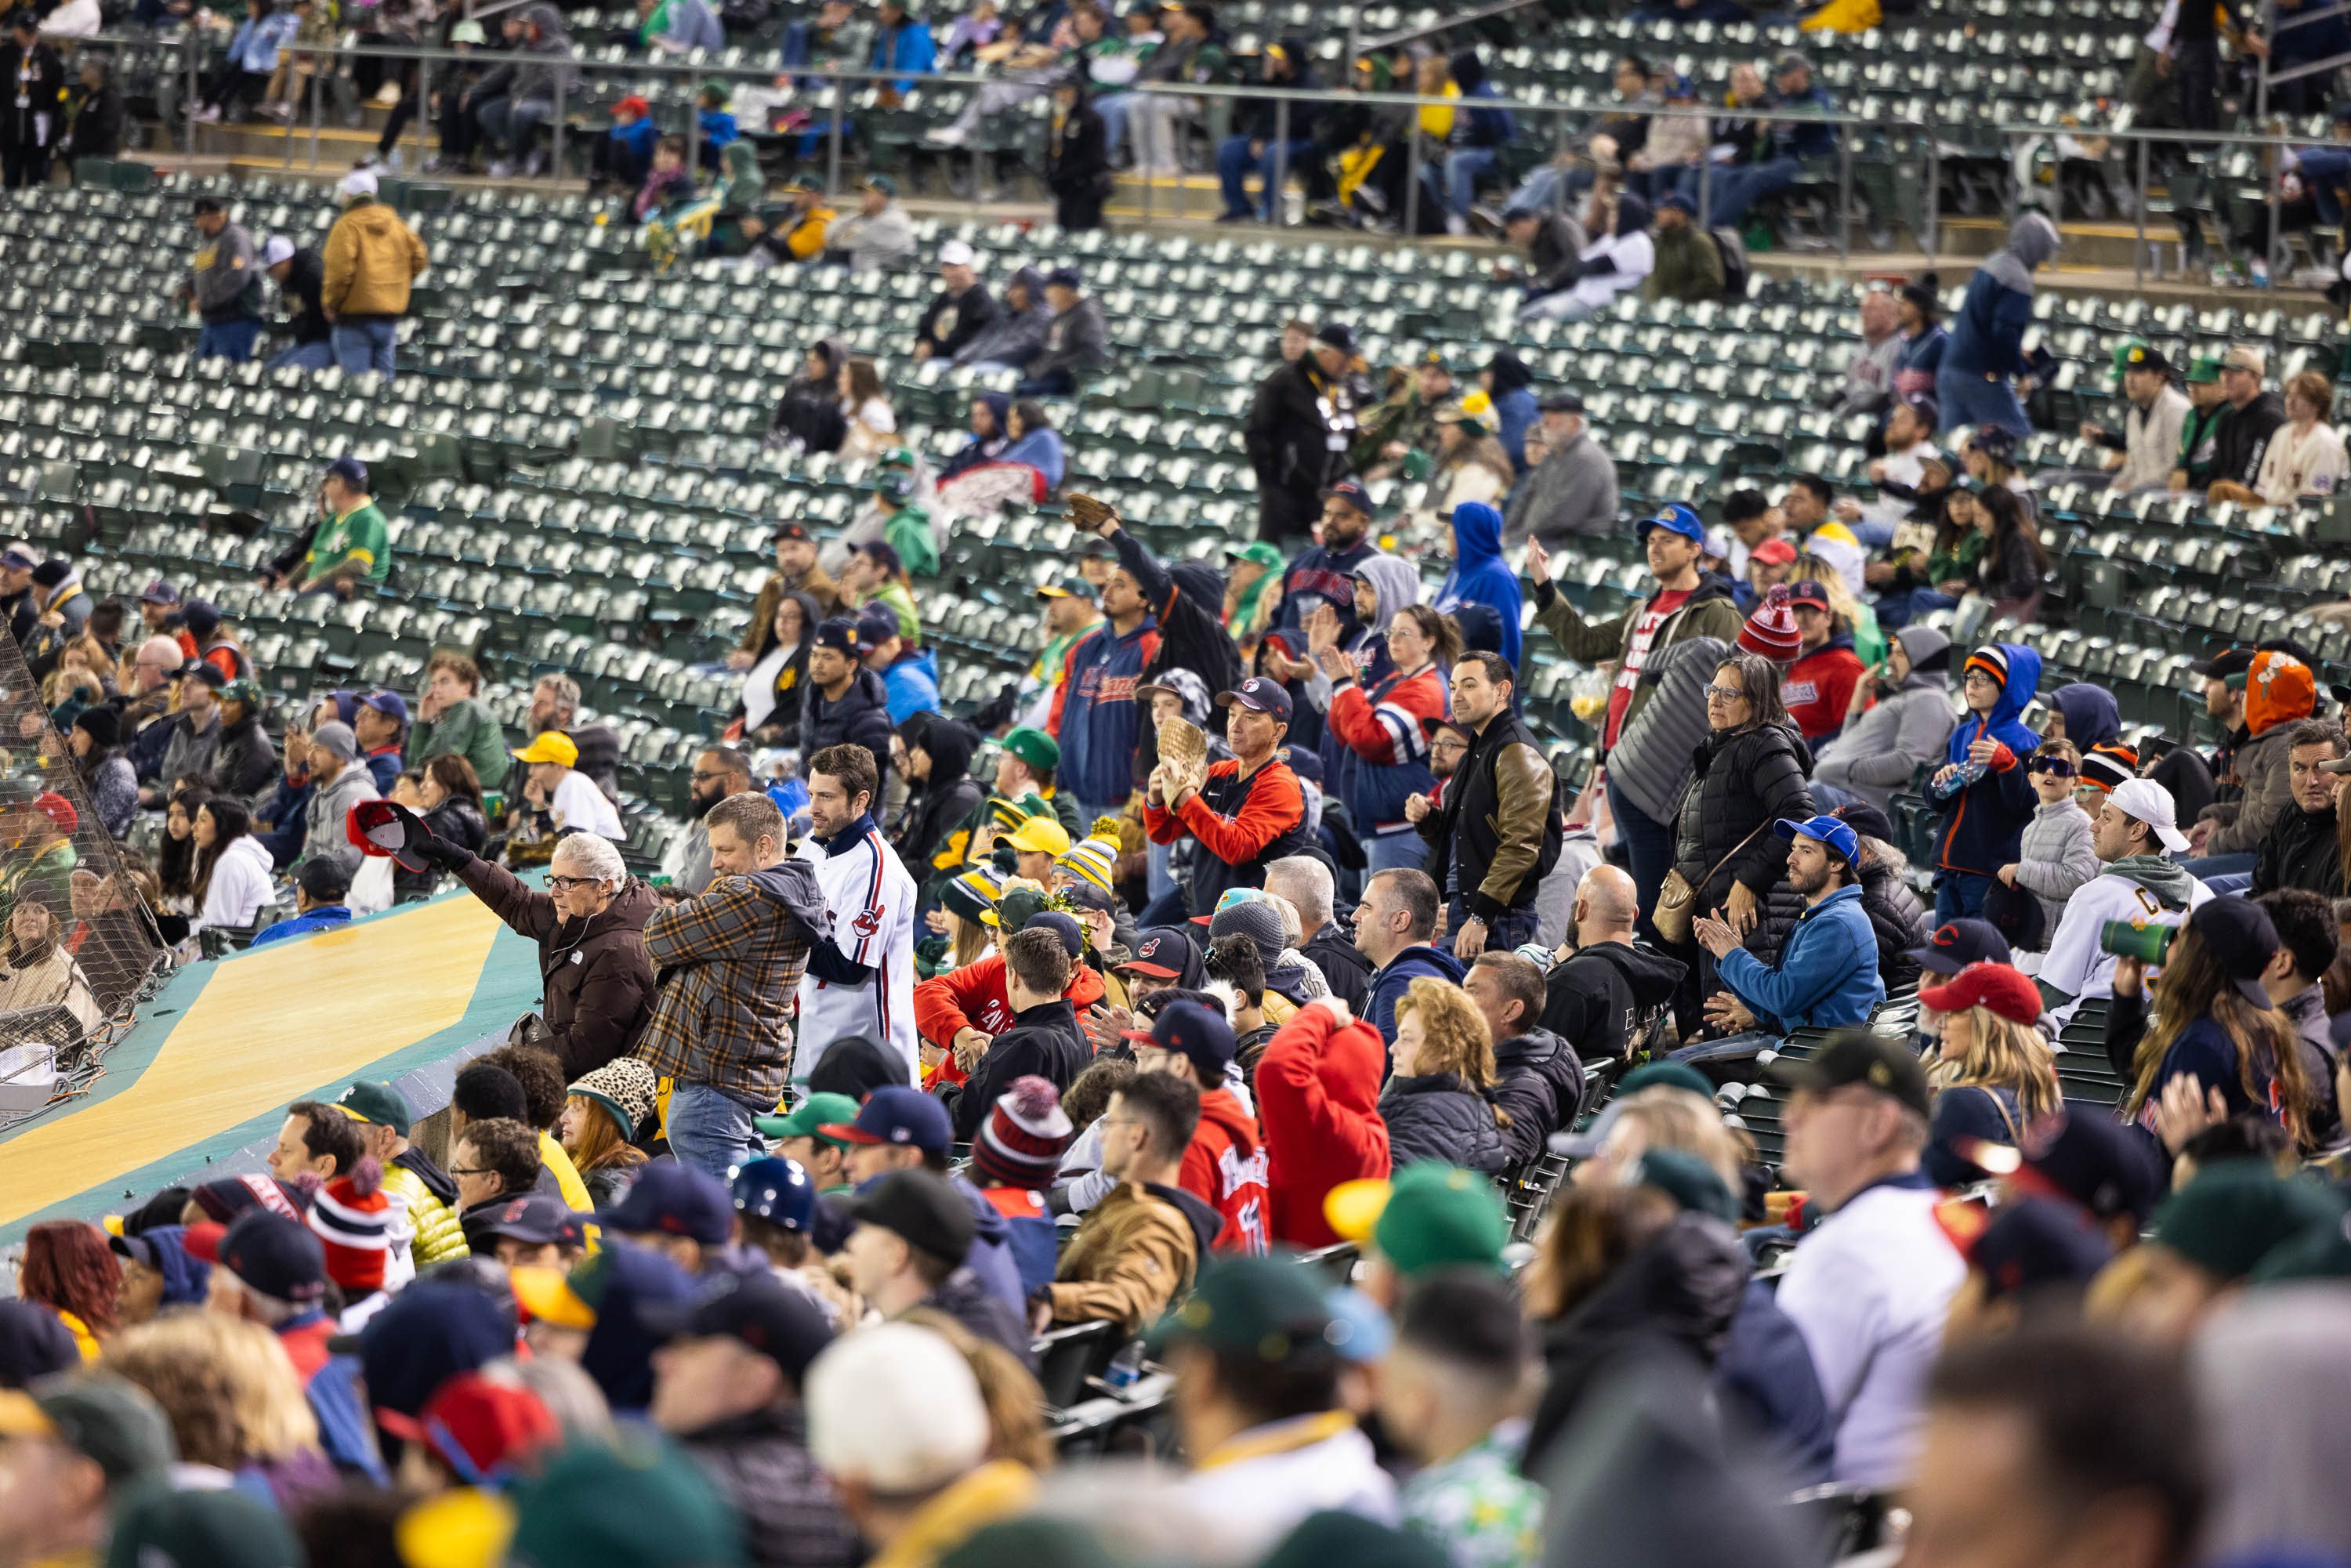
0;625;171;1131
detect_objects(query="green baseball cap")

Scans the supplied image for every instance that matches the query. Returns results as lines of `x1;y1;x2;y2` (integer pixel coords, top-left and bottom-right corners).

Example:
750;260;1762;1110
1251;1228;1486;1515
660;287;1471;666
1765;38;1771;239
1144;1253;1349;1361
103;1477;302;1568
755;1092;862;1146
2150;1160;2346;1282
0;1374;177;1484
862;172;898;197
1628;1148;1739;1224
334;1079;414;1138
506;1434;747;1568
1000;726;1060;774
1223;541;1284;572
218;677;263;711
2186;353;2225;384
1617;1061;1715;1099
986;884;1059;932
1035;576;1097;601
1323;1164;1508;1277
699;77;731;105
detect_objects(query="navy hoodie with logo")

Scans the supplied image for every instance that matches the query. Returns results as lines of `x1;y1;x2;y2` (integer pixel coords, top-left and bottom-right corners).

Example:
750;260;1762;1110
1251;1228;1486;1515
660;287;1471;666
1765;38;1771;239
1050;613;1162;806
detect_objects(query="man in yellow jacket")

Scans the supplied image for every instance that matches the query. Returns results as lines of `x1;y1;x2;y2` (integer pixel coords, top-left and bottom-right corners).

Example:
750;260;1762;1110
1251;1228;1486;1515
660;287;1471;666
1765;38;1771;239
331;1079;471;1266
320;167;428;379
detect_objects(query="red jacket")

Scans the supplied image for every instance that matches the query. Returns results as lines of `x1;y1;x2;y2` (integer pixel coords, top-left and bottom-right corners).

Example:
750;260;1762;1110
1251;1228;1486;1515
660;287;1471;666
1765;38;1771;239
1180;1087;1269;1255
1779;640;1868;744
1255;1006;1390;1248
914;951;1107;1088
1327;667;1447;766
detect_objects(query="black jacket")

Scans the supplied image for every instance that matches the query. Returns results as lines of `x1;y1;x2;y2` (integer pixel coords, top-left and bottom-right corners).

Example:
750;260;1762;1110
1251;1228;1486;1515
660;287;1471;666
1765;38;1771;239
60;78;121;161
1425;705;1563;922
2213;389;2288;488
2252;801;2345;898
214;712;281;804
1244;356;1357;498
1673;723;1814;899
278;248;331;346
1044;99;1111;203
1492;1027;1586;1167
1299;922;1373;1013
0;42;63;149
803;667;897;797
1380;1071;1509;1175
915;280;996;361
897;719;984;890
1233;54;1319;143
1855;857;1930;992
679;1407;861;1568
1539;940;1686;1063
948;998;1092;1141
1111;527;1246;788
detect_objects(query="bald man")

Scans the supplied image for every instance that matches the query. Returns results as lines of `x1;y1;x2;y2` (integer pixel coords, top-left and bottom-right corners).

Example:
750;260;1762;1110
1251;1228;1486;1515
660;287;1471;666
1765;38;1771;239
1537;864;1687;1062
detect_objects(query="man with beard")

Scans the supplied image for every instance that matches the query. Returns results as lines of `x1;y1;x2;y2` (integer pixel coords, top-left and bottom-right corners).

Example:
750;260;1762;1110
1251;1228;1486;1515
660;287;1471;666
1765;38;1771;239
1144;677;1313;918
2251;719;2346;897
673;746;754;896
1695;815;1884;1034
1537;864;1684;1064
1255;482;1379;752
797;743;919;1085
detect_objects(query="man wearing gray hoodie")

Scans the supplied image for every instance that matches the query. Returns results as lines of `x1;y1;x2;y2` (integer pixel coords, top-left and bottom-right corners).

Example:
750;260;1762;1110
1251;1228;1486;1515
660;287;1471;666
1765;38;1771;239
466;3;576;178
1813;626;1958;813
1936;211;2059;437
297;720;380;875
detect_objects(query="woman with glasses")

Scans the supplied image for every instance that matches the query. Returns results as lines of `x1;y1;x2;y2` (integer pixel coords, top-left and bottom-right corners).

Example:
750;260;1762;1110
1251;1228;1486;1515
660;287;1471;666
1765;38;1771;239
1670;651;1816;1019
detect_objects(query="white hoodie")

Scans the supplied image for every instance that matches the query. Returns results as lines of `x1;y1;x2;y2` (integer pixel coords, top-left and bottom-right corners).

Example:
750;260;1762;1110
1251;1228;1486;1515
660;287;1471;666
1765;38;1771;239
190;834;277;936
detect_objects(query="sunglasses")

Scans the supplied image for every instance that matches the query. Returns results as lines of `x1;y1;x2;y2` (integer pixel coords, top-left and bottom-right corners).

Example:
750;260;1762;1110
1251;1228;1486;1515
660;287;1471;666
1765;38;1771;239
2028;757;2077;777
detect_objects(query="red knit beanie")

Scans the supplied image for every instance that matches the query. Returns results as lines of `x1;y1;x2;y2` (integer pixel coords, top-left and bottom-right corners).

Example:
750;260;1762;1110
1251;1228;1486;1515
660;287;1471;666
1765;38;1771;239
973;1077;1076;1190
306;1157;390;1295
1737;585;1803;662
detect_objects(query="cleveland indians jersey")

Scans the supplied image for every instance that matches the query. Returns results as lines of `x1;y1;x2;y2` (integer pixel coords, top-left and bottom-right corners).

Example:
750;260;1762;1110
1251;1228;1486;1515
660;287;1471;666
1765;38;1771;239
794;821;919;1084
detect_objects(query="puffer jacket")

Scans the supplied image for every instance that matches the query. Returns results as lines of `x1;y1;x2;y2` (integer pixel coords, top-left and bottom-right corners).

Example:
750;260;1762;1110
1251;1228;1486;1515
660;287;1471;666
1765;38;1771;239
1673;722;1815;900
1492;1027;1585;1167
1607;636;1732;828
1854;857;1929;995
1534;574;1745;758
2011;798;2099;936
214;713;281;805
1379;1072;1508;1175
455;856;658;1077
1048;1179;1222;1332
676;1406;860;1568
380;1162;468;1266
803;665;897;795
2200;715;2302;858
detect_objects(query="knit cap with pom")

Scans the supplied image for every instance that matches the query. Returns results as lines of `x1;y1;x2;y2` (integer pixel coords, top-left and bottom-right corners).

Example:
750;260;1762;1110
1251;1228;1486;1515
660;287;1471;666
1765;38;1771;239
307;1155;395;1296
973;1076;1077;1191
1737;584;1804;662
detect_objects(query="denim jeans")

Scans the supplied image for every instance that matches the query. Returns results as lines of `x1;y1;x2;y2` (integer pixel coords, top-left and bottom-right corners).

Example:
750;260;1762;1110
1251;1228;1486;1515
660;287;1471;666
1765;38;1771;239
1935;363;2033;439
331;319;397;378
1215;134;1314;219
1016;369;1075;397
197;319;262;362
1707;154;1799;230
665;1082;768;1179
1444;145;1502;217
267;339;336;371
1934;871;1996;923
474;93;552;160
1096;90;1136;162
1876;588;1959;632
1445;900;1538;955
1147;836;1174;903
1364;824;1427;874
1605;773;1677;944
2188;853;2257;884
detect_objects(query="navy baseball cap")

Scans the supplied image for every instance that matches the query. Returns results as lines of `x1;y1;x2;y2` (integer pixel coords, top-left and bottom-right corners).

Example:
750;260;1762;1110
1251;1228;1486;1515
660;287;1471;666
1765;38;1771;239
813;617;866;655
324;455;368;489
1216;677;1293;724
138;578;179;606
1959;1197;2114;1301
1636;504;1706;545
730;1156;816;1233
1120;926;1201;982
187;1210;328;1303
1326;480;1375;516
1909;918;2013;976
2014;1106;2165;1226
640;1269;835;1382
598;1163;734;1247
856;609;900;649
474;1193;595;1250
819;1085;952;1154
1122;998;1235;1078
360;690;409;724
1773;813;1860;870
1025;909;1084;958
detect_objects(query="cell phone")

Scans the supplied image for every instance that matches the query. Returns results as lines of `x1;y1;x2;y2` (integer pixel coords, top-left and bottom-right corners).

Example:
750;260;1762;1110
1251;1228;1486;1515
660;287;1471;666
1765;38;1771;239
2099;918;2176;964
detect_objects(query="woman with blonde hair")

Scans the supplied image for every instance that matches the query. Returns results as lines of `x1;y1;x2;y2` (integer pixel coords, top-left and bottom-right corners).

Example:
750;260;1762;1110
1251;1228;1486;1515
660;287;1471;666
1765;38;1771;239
1381;976;1511;1173
42;634;114;726
1570;1084;1758;1193
104;1312;337;1512
1789;550;1886;668
1918;961;2063;1184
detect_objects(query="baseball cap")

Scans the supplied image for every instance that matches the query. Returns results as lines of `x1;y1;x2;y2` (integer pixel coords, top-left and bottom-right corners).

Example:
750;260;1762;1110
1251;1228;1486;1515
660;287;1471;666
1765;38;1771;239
1005;815;1072;856
2150;1160;2346;1281
1657;190;1697;215
1957;1197;2114;1300
2190;646;2259;681
324;454;368;490
1636;504;1705;545
1025;909;1084;959
1324;1164;1509;1277
2106;777;2191;853
1773;813;1860;870
1918;960;2044;1025
259;235;295;268
1762;1028;1933;1120
2012;1107;2164;1226
188;1210;328;1303
359;690;409;724
1619;1061;1717;1099
819;1085;952;1153
1909;918;2012;976
728;1156;817;1232
1313;322;1357;353
1045;264;1082;290
641;1269;835;1382
338;168;379;198
1120;926;1201;983
612;93;651;117
804;1323;989;1496
1784;579;1832;612
841;1168;976;1265
1144;1253;1348;1360
449;17;486;41
2186;353;2224;384
502;1433;743;1568
999;726;1060;773
0;543;37;570
137;578;179;605
333;1080;413;1137
0;1298;80;1388
103;1477;302;1568
472;1193;595;1251
1773;47;1812;73
1035;575;1096;601
598;1164;734;1247
813;617;867;656
2113;340;2172;380
1750;537;1799;567
375;1371;559;1487
0;1374;177;1483
1121;998;1235;1078
2190;896;2286;1007
1628;1148;1740;1224
2221;344;2267;376
1215;676;1293;723
1537;389;1585;414
755;1092;862;1147
770;520;813;544
296;857;352;901
938;238;976;266
1325;479;1374;516
509;731;578;768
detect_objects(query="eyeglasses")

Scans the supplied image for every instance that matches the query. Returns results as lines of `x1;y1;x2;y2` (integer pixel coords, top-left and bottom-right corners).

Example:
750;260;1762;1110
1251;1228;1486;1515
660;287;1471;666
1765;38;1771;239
547;876;605;893
1704;684;1745;701
450;1166;493;1179
1962;670;1998;686
1432;737;1468;751
2029;757;2078;777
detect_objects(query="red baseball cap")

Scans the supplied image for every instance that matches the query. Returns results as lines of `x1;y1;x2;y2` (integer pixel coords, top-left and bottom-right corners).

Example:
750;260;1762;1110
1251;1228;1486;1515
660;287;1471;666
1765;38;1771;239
611;94;651;118
1918;960;2044;1026
1750;538;1799;567
375;1372;558;1484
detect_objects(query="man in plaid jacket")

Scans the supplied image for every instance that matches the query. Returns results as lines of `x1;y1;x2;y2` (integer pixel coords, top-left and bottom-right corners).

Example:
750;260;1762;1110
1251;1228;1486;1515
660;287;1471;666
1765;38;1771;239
639;791;831;1178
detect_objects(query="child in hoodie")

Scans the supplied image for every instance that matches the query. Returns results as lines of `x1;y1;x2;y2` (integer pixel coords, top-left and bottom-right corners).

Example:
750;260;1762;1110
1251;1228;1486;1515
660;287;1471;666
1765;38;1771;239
1928;643;2043;922
1998;738;2099;948
629;135;697;223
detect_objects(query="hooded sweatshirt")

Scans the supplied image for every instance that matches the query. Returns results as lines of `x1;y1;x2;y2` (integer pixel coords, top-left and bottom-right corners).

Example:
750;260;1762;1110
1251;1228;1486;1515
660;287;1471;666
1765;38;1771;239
956;266;1053;369
1320;554;1439;833
2050;682;2121;752
1929;643;2044;878
1444;49;1514;145
1945;213;2059;381
1538;939;1685;1065
1182;1088;1270;1254
132;1224;213;1309
939;390;1013;481
1255;1005;1391;1248
1432;502;1523;668
2039;853;2215;1023
1813;625;1957;812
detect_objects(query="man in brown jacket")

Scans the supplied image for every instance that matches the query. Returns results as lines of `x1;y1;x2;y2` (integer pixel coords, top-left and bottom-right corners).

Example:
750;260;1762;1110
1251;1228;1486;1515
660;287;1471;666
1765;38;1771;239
321;168;429;379
1039;1072;1222;1334
730;522;842;670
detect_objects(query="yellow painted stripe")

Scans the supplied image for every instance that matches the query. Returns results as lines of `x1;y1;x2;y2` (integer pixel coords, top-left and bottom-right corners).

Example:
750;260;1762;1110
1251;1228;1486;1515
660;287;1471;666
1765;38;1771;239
0;895;505;1228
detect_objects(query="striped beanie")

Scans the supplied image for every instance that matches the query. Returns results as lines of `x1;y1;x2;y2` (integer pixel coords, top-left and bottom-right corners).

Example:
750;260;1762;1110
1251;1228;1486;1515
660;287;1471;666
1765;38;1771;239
307;1158;392;1295
2080;742;2139;796
941;864;1004;926
973;1076;1076;1190
1737;585;1802;662
1055;835;1119;895
1964;645;2012;689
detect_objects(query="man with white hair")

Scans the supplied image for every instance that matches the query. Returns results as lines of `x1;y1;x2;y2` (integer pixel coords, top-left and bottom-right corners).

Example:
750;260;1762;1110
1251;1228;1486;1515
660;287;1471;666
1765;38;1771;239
805;1320;1034;1559
1264;855;1369;1012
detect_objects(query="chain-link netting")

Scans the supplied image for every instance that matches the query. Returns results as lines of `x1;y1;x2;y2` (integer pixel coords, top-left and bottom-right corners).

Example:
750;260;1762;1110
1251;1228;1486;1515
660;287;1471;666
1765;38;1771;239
0;625;170;1130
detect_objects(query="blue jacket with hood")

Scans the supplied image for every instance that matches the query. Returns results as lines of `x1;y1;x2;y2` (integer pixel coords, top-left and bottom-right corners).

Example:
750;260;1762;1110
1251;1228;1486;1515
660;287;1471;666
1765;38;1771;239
1433;502;1523;669
1052;614;1161;807
1715;882;1885;1030
2050;681;2119;752
1931;642;2045;877
1447;50;1516;147
871;15;937;92
1367;942;1469;1048
1946;214;2059;381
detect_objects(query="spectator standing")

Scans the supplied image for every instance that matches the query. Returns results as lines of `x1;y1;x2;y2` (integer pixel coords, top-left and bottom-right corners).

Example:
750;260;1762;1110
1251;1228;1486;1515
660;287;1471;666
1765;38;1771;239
1431;502;1524;668
802;617;897;795
319;169;427;378
1146;678;1312;918
1696;815;1886;1034
294;721;377;875
1048;557;1160;827
639;792;829;1177
2253;719;2348;896
260;233;331;371
1320;603;1458;875
1936;212;2059;437
182;196;266;363
1413;653;1559;958
1767;1032;1964;1487
795;744;920;1086
1503;391;1618;545
1925;643;2044;921
1994;740;2100;943
0;15;61;187
1244;324;1365;543
1813;626;1956;813
2193;648;2316;864
734;525;841;664
2038;779;2213;1025
407;651;509;788
947;926;1090;1140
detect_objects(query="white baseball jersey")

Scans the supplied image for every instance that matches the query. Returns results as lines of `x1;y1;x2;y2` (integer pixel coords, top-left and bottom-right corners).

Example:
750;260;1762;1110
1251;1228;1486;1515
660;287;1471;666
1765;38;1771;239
794;821;919;1084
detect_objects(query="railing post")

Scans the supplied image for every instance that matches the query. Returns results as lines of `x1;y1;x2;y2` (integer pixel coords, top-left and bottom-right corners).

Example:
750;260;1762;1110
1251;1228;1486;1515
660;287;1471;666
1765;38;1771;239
1551;107;1567;217
551;66;565;181
1697;143;1712;229
284;48;297;168
416;56;429;170
1838;129;1850;262
1404;122;1419;239
1141;86;1154;224
308;53;321;169
2136;134;2149;286
1272;94;1288;226
186;34;199;154
688;71;701;183
826;64;843;198
1923;105;1940;259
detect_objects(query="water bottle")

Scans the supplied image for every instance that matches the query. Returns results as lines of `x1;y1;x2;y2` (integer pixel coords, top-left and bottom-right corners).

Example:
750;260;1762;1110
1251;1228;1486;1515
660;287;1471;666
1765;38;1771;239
1102;1339;1146;1392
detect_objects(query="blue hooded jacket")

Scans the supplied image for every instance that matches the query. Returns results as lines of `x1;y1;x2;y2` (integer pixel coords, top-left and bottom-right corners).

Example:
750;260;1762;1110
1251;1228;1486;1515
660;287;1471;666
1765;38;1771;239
1367;943;1469;1048
883;648;941;726
1945;214;2059;380
1054;614;1161;806
1932;642;2044;876
135;1225;212;1309
2050;682;2119;752
1433;502;1523;669
1715;882;1885;1030
1447;50;1516;147
871;16;937;92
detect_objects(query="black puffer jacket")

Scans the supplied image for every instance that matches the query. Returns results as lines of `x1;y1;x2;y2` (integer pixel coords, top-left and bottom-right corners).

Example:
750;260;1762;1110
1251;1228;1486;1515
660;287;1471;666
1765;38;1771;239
397;796;487;900
214;713;281;805
1855;857;1929;993
1380;1072;1509;1175
1523;1213;1747;1479
1673;722;1814;900
1492;1027;1585;1167
803;666;897;793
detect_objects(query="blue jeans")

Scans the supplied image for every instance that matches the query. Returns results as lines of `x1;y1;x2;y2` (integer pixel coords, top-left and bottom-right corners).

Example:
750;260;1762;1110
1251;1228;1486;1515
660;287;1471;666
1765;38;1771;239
1605;773;1678;946
665;1082;768;1180
1096;90;1136;163
1935;363;2033;439
473;93;552;160
332;319;397;378
197;318;262;362
1708;154;1799;230
1216;134;1314;219
2299;147;2351;224
1364;824;1427;874
2188;853;2257;883
1935;871;1996;922
267;339;335;371
1016;369;1075;397
1444;900;1538;955
1444;145;1502;217
1147;837;1174;904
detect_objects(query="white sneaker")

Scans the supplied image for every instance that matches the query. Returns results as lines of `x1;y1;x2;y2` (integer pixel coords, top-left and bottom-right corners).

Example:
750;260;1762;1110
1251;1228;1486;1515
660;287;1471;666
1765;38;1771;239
1445;213;1467;237
372;81;401;105
194;104;221;123
485;158;514;179
523;148;545;177
923;123;969;147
